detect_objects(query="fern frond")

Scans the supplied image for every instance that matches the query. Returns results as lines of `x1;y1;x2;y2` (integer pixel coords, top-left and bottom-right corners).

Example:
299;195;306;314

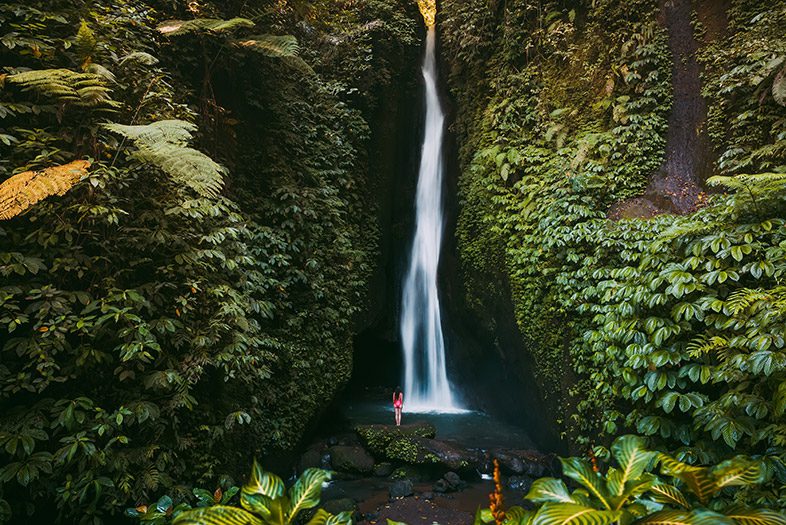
104;120;225;198
708;173;786;195
233;34;299;57
6;69;117;108
157;17;254;37
0;160;90;220
686;335;728;359
726;288;769;315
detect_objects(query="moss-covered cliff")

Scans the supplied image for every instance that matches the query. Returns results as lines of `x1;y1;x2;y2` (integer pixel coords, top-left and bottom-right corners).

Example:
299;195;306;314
0;0;421;520
441;0;786;471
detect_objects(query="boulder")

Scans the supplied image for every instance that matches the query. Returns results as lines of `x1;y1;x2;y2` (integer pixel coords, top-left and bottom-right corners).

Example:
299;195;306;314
389;479;414;499
298;445;323;471
492;449;549;477
329;445;375;474
385;437;475;470
443;471;465;491
355;422;437;455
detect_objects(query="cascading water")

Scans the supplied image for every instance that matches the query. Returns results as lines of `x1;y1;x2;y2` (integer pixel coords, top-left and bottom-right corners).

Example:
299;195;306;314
400;26;463;413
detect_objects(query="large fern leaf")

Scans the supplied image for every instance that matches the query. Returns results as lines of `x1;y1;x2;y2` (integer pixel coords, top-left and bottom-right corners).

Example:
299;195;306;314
0;160;90;220
6;69;116;108
233;35;299;57
157;18;255;37
104;120;225;198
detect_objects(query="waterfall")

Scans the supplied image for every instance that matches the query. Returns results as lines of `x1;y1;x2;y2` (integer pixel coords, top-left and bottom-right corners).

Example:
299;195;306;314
400;27;463;413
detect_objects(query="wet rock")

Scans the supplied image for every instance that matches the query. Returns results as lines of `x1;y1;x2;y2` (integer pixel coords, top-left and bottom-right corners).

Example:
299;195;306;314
391;465;427;482
321;498;357;516
373;462;394;477
364;512;379;521
492;449;549;477
421;492;434;500
327;436;339;446
298;445;324;471
443;471;465;491
329;445;375;474
355;422;437;456
433;479;449;493
389;479;414;499
507;475;533;493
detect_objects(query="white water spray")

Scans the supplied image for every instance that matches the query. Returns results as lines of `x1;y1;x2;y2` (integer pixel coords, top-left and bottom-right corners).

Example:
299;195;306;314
400;27;463;413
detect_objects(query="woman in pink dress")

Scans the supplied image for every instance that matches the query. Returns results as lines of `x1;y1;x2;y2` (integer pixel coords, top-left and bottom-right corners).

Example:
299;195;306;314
393;387;403;426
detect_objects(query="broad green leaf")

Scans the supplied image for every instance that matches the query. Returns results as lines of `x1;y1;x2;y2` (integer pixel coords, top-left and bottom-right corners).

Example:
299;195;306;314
526;478;576;504
725;506;786;525
244;460;285;499
506;506;536;525
648;483;689;509
287;468;331;519
658;455;716;505
172;506;263;525
609;435;657;497
560;457;612;509
532;502;620;525
711;457;763;488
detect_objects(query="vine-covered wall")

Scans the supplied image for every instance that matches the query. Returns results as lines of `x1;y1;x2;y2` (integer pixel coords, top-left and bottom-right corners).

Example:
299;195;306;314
441;0;786;493
0;0;420;521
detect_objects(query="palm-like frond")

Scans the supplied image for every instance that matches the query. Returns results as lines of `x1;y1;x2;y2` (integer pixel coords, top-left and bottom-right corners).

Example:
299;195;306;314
6;69;117;108
708;173;786;195
104;120;225;198
157;18;255;37
233;35;299;57
0;160;90;220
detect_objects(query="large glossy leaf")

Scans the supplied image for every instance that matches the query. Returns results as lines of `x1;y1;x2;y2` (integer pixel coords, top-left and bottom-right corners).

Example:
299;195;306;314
532;502;620;525
724;506;786;525
244;460;285;499
711;457;763;488
634;509;733;525
560;458;612;510
287;468;331;519
324;511;353;525
610;435;657;496
506;505;536;525
172;506;263;525
658;455;716;504
527;478;577;504
648;483;689;509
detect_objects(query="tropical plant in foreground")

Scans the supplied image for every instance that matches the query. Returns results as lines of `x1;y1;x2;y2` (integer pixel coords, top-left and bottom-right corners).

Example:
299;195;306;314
126;461;352;525
475;435;786;525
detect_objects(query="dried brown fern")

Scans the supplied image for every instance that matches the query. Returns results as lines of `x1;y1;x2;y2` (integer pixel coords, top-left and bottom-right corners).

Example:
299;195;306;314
0;160;90;220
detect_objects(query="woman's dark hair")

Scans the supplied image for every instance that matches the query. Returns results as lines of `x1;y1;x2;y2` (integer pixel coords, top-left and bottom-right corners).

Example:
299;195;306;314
395;386;402;395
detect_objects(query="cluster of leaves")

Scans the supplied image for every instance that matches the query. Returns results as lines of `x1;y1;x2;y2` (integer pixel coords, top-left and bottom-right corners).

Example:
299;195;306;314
441;0;672;433
442;0;786;502
127;461;351;525
0;0;419;523
476;435;786;525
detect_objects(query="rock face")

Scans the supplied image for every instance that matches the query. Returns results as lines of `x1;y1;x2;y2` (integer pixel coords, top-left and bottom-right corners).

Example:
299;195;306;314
329;445;375;474
492;449;549;477
389;479;414;499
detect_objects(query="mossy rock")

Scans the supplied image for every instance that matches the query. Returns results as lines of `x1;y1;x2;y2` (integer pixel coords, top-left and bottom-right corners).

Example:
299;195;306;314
355;422;437;455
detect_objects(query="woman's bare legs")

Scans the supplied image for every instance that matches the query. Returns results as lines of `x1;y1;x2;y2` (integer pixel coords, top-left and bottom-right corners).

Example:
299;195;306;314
394;407;402;426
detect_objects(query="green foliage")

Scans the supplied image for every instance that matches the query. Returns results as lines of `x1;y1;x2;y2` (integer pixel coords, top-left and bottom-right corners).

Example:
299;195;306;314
443;0;786;492
475;435;785;525
104;120;226;198
0;0;419;523
127;462;349;525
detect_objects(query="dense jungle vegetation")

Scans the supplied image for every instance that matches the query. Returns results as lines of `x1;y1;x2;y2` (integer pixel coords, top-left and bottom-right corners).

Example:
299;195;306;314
443;0;786;504
2;0;786;523
0;0;419;521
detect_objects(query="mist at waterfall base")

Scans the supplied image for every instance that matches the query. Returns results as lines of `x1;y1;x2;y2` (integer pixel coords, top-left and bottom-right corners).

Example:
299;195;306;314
399;26;466;414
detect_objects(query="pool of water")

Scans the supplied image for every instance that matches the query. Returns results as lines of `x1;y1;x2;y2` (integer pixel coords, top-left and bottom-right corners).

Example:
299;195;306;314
340;401;535;450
